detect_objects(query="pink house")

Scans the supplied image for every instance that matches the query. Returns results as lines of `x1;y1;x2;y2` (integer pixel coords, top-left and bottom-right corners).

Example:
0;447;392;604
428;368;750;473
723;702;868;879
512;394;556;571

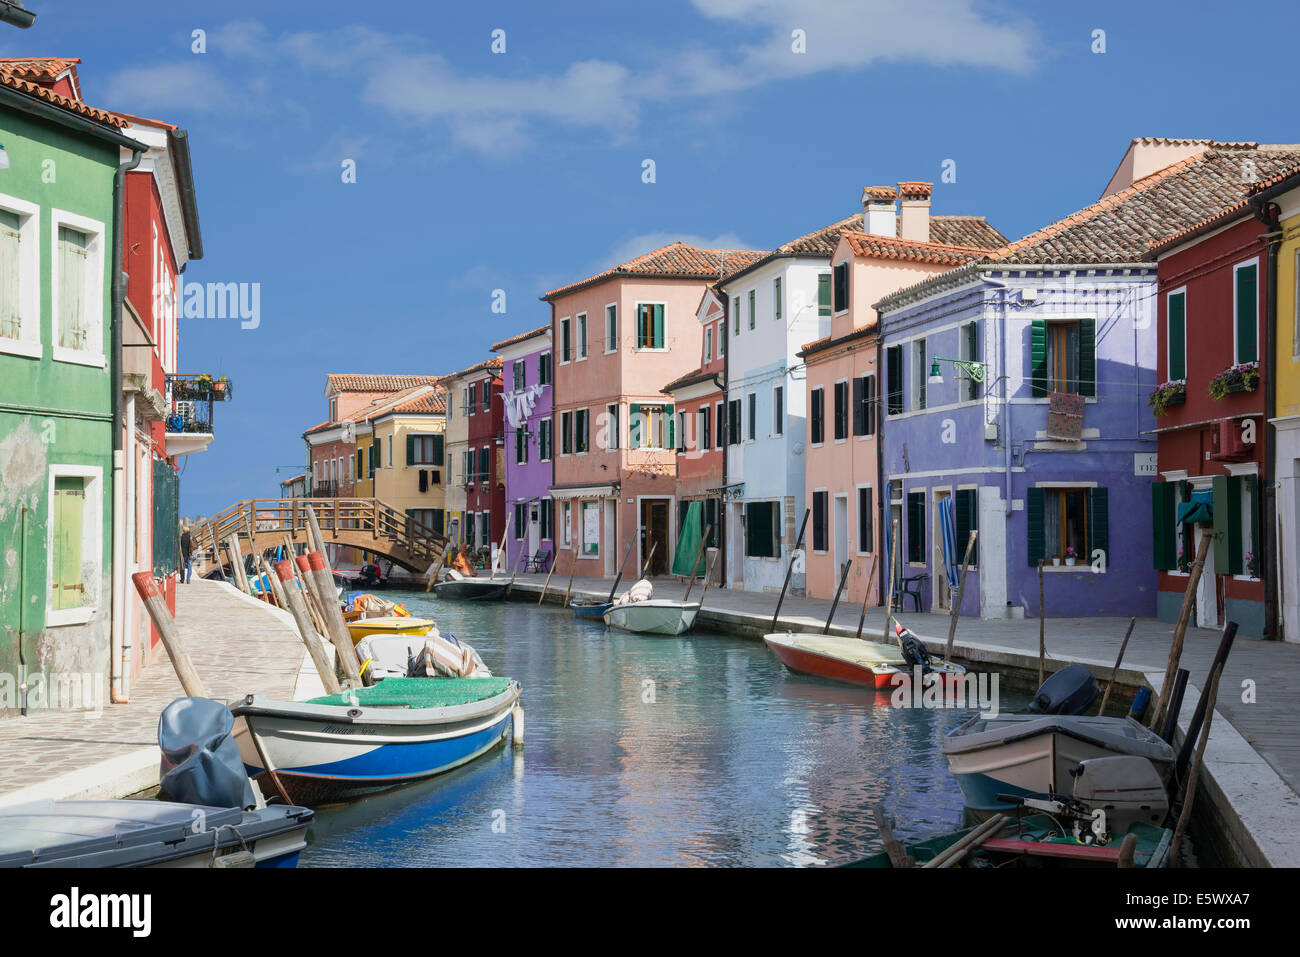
543;243;764;579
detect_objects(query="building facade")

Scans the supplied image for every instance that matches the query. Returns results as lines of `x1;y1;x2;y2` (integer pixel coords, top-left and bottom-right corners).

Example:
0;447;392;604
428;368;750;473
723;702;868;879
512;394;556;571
454;357;505;562
493;325;555;573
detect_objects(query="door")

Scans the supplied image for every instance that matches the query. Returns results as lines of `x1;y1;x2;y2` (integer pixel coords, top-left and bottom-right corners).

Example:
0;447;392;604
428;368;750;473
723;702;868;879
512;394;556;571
730;500;745;588
1195;525;1224;629
933;489;952;611
640;499;670;577
528;504;539;556
834;495;849;571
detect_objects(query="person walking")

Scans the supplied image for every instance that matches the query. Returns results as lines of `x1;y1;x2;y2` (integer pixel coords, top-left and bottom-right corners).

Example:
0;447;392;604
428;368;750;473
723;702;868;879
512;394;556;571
180;525;193;584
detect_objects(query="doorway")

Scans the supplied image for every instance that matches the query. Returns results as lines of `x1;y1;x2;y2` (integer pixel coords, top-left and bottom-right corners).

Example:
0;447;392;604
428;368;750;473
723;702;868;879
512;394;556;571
730;500;745;588
640;498;670;577
527;503;539;557
834;494;849;571
1194;525;1225;629
933;489;952;611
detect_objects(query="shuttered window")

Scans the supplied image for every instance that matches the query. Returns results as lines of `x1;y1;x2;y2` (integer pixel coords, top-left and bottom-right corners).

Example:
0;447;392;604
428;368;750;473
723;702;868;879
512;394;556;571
1212;475;1244;575
747;392;756;441
834;380;848;440
477;446;489;481
57;226;88;350
832;262;849;313
853;374;877;436
748;290;756;330
954;488;978;568
773;277;782;321
1151;481;1177;570
606;304;618;352
538;419;553;460
575;408;589;453
561;411;573;454
699;405;712;450
577;313;588;358
962;321;980;401
773;385;783;436
560;319;571;362
857;486;873;553
629;403;642;448
886;346;903;415
817;274;832;316
538;352;552;385
745;501;779;558
913;338;927;411
1167;291;1187;381
810;387;824;443
0;209;21;340
1235;262;1259;364
728;398;742;445
51;477;87;610
812;490;828;552
606;404;620;450
513;360;525;390
539;499;553;541
515;427;528;464
636;304;665;349
1032;318;1096;397
716;402;725;447
515;503;527;540
906;491;925;564
1027;486;1106;565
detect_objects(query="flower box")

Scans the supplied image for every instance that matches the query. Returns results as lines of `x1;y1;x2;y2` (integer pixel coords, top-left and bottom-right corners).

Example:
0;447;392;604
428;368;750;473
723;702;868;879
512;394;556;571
1208;362;1260;400
1149;380;1187;417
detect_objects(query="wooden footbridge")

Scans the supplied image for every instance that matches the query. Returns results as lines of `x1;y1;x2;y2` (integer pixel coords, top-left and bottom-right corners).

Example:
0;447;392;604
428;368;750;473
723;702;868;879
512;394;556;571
195;498;449;573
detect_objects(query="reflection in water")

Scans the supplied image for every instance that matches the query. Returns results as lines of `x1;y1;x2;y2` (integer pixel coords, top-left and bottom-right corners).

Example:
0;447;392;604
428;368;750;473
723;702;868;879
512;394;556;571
300;593;1026;867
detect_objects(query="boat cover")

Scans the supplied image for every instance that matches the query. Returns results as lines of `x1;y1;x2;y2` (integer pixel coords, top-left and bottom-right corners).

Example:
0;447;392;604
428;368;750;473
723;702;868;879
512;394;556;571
158;696;256;809
614;579;653;605
941;713;1175;763
356;630;490;679
306;676;514;709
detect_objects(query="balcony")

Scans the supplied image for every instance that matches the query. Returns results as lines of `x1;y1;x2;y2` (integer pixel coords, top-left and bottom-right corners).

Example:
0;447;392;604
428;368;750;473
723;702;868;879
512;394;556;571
165;373;231;456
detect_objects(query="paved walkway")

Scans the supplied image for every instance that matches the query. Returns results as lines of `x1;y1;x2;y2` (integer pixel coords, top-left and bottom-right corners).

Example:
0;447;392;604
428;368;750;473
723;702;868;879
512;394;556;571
0;580;312;805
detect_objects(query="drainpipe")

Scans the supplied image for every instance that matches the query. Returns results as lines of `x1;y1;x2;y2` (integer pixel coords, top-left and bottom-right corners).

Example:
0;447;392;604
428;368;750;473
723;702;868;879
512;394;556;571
875;326;886;604
110;146;145;704
1252;198;1282;639
711;371;727;588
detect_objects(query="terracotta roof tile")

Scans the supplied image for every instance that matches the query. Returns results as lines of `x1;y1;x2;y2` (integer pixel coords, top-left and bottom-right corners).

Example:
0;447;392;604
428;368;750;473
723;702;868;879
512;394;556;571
662;367;721;394
0;71;127;128
839;230;993;266
542;242;767;300
0;57;80;83
490;324;550;352
798;323;877;359
862;185;898;202
326;373;442;393
444;355;504;382
774;213;1006;259
898;181;934;199
1149;158;1300;254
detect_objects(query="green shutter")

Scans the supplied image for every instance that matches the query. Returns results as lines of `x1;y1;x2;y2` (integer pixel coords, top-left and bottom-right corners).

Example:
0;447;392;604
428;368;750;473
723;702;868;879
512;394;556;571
653;304;664;349
152;461;178;576
664;403;674;450
433;433;444;465
52;477;84;610
1168;293;1186;381
368;444;376;477
1247;475;1259;574
1030;319;1048;397
1236;264;1258;363
955;489;978;566
1078;318;1096;397
1212;475;1243;575
629;402;641;448
637;307;646;348
818;274;831;316
432;508;444;535
1026;486;1045;566
1152;482;1176;570
406;434;416;465
1088;486;1108;565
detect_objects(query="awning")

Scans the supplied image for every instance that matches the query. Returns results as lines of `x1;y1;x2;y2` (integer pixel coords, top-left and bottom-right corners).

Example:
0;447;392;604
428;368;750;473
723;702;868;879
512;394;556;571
549;483;618;500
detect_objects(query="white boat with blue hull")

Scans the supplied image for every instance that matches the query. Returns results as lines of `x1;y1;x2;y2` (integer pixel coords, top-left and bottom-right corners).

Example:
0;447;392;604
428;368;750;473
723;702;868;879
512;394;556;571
230;677;522;805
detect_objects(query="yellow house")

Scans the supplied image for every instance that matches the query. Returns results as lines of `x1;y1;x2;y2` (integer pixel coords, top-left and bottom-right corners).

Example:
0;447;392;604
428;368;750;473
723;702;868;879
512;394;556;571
1263;172;1300;642
371;390;449;541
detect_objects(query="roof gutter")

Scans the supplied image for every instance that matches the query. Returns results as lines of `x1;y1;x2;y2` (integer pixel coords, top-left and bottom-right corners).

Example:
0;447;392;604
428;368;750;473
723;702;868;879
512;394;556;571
168;128;203;262
0;82;143;150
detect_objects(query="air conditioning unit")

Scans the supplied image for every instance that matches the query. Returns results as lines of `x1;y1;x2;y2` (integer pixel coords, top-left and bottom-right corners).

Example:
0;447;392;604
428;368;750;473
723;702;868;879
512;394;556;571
1209;419;1252;462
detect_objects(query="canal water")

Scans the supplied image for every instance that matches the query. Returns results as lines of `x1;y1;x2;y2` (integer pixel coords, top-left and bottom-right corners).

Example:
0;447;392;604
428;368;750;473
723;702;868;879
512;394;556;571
300;591;1028;867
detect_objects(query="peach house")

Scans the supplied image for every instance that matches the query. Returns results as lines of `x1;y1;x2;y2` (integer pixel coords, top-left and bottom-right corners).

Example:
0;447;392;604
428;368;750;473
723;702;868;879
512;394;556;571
797;184;1005;604
542;243;764;579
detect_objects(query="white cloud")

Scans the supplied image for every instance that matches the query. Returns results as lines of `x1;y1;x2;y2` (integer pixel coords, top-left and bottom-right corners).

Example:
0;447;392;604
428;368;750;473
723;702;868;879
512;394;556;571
100;62;237;113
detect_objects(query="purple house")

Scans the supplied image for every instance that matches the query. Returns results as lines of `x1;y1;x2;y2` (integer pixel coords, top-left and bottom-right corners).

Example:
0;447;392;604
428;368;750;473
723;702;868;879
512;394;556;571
872;145;1268;620
492;325;555;571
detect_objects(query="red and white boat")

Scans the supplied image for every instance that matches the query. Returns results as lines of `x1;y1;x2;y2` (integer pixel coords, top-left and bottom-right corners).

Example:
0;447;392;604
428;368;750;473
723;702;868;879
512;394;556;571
764;621;966;690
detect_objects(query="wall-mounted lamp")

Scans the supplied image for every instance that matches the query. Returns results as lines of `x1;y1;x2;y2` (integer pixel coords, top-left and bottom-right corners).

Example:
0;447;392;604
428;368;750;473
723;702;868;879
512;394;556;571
929;356;986;385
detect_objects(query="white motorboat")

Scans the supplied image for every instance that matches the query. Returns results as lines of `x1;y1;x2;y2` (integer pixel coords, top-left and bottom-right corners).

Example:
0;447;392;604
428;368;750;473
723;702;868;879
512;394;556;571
603;599;701;636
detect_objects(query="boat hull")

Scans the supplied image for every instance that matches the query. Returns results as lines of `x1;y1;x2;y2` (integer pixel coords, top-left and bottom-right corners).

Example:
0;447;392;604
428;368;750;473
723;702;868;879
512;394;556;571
231;681;521;805
763;632;966;690
571;599;612;619
603;601;700;635
433;579;509;601
942;714;1175;817
345;616;434;644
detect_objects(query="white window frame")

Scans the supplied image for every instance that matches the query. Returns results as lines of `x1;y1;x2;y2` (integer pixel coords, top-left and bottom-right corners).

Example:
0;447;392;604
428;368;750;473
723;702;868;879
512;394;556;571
810;386;825;448
604;302;618;354
539;417;553;463
559;316;572;364
773;384;784;437
1165;287;1187;381
704;325;713;363
0;192;42;359
50;208;107;368
576;312;588;361
634;301;668;352
746;390;757;443
773;276;783;323
717;319;725;357
45;464;103;628
855;482;874;555
562;502;573;548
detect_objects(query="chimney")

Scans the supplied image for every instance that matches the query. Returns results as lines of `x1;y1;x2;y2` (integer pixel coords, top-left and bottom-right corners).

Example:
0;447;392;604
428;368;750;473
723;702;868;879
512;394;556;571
861;185;898;237
897;181;933;243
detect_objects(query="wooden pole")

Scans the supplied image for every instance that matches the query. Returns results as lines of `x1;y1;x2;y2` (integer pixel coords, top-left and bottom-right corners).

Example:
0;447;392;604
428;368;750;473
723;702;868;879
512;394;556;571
294;553;329;639
425;540;453;593
638;538;659;579
273;560;340;695
770;508;811;632
1168;662;1223;865
924;814;1008;869
562;547;579;609
1151;532;1213;731
227;535;250;594
681;524;713;603
490;512;513;580
883;519;899;634
694;548;721;609
1037;559;1046;688
505;541;527;597
855;554;879;640
261;552;288;609
307;549;367;688
872;805;912;869
822;561;851;634
538;549;558;605
1116;832;1139;869
1098;617;1137;716
130;572;207;698
606;541;635;603
945;530;978;659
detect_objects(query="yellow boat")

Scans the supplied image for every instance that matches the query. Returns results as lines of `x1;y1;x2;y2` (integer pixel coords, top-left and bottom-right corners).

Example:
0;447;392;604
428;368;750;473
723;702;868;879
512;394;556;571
345;617;435;644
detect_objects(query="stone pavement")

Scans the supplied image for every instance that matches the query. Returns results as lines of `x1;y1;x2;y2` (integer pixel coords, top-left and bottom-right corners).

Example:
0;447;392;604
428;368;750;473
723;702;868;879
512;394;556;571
0;580;312;805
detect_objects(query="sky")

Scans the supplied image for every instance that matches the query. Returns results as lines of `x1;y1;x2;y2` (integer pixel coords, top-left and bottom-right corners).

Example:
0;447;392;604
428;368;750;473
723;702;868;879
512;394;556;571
4;0;1299;516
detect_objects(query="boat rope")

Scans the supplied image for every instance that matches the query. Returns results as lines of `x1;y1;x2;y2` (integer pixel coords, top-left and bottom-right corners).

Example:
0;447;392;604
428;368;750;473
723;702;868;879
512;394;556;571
207;823;252;868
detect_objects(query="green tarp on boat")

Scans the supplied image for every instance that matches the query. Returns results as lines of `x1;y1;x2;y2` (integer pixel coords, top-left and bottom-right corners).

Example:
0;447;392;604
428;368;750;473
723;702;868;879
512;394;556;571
307;677;513;709
671;501;704;577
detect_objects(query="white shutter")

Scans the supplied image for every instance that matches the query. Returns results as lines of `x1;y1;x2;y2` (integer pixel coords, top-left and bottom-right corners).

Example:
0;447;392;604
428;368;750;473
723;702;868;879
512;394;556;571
57;226;88;349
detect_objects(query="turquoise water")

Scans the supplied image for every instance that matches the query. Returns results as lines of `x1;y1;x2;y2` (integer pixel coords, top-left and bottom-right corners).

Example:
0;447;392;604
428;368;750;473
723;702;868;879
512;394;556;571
299;592;1026;867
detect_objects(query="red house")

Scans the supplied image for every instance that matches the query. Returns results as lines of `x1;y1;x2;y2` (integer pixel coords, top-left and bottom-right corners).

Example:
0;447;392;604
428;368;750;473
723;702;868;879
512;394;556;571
459;357;505;561
1148;211;1269;637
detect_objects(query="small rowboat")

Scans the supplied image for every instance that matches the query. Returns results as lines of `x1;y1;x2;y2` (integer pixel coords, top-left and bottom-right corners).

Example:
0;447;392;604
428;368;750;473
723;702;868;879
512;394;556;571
763;632;966;689
844;813;1172;869
345;616;434;644
603;599;701;636
230;676;522;805
570;598;612;620
432;578;509;601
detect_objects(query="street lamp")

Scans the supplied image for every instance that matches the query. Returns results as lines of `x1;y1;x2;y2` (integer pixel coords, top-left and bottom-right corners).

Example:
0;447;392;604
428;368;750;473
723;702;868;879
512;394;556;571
929;356;986;385
0;1;36;28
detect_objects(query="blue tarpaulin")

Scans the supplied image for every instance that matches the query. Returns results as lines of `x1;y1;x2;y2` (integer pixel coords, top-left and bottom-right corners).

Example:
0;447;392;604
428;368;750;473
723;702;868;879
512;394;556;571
938;496;960;590
1177;489;1213;524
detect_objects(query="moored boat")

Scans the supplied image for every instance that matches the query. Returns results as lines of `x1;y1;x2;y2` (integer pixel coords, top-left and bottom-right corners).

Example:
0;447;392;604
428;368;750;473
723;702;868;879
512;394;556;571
345;615;434;644
603;599;701;636
570;598;612;620
763;631;967;689
230;676;522;805
0;800;313;868
432;577;509;601
941;713;1175;815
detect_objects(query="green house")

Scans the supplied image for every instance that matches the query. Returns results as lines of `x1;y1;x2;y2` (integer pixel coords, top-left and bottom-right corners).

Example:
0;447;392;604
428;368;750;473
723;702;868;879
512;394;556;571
0;80;143;713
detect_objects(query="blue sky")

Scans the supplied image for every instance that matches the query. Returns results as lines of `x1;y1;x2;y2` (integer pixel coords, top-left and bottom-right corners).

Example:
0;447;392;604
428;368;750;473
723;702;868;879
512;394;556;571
5;0;1299;515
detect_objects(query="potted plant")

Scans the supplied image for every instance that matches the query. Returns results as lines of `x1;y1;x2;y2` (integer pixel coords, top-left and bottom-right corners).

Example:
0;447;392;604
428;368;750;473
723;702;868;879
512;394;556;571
1064;546;1077;566
1177;546;1189;573
1247;551;1258;578
1148;380;1186;416
212;375;228;394
1208;362;1260;400
1051;556;1061;566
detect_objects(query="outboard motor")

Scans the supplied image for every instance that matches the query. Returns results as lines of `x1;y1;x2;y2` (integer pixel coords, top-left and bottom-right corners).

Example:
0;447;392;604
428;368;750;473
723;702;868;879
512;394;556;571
893;620;932;674
158;696;256;810
1028;663;1098;715
1070;756;1169;836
